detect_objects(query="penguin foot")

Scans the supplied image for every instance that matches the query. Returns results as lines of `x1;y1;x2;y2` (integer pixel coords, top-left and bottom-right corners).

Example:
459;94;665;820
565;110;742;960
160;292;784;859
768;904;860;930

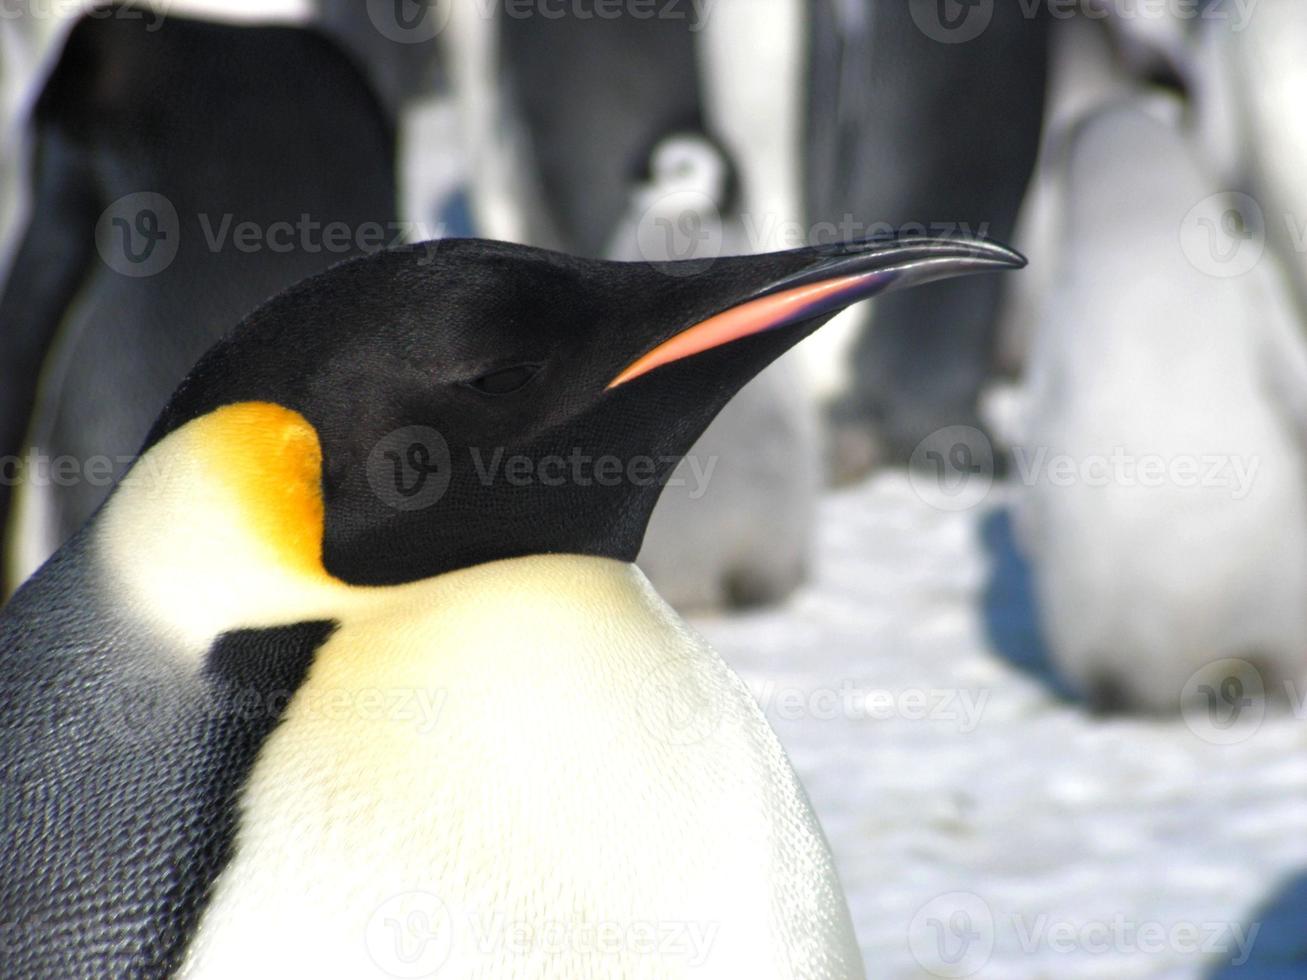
722;561;807;612
1084;667;1135;717
1237;653;1297;712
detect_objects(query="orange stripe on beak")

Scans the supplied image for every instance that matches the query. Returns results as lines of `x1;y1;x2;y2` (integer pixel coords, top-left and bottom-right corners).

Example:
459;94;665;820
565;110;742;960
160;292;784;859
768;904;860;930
607;272;871;390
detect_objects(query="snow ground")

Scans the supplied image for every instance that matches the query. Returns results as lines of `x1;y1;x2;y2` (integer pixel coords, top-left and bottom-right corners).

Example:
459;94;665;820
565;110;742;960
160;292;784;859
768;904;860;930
691;474;1307;979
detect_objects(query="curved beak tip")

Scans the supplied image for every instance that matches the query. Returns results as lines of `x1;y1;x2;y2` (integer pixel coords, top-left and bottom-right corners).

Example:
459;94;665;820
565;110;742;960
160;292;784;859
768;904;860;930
973;241;1028;270
817;233;1027;272
605;235;1028;390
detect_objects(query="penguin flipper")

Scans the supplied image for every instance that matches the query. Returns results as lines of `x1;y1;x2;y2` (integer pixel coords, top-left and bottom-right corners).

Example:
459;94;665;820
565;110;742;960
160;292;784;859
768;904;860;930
0;124;98;598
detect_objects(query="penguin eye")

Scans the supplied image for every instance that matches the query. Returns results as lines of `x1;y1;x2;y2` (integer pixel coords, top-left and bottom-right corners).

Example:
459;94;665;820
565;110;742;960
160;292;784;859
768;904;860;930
465;364;541;396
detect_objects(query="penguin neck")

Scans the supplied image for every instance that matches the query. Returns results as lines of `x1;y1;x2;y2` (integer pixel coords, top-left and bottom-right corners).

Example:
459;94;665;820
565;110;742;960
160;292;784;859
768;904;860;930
94;402;669;651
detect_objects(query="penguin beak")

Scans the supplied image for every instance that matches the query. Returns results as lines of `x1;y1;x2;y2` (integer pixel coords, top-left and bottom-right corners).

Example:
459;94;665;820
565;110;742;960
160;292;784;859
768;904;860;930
607;235;1026;390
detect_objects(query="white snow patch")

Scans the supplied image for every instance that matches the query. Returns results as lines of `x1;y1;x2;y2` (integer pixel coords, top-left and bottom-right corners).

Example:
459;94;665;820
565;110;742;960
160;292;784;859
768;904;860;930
693;473;1307;978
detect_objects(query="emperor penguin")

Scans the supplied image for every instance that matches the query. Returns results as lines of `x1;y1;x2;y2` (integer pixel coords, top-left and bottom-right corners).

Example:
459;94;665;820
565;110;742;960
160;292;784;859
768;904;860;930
0;234;1022;977
449;0;818;611
808;0;1050;475
997;12;1127;378
1205;0;1307;317
0;7;396;596
999;9;1206;378
1016;98;1307;713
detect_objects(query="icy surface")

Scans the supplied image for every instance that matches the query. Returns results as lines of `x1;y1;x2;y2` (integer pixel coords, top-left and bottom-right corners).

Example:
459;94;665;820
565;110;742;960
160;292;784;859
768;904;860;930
692;473;1307;979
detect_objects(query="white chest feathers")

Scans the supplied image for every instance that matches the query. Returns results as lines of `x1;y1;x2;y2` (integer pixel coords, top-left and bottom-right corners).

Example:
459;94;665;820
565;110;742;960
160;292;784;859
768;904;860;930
177;556;862;979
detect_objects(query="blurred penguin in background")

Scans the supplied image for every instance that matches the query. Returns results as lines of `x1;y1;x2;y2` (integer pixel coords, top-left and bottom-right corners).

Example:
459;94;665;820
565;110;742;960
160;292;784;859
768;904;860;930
0;5;397;596
997;7;1225;381
1092;0;1243;182
1016;97;1307;714
0;17;43;275
314;0;441;121
997;14;1134;381
314;0;473;241
0;10;72;281
1205;0;1307;318
809;0;1050;478
454;0;819;610
1091;0;1196;89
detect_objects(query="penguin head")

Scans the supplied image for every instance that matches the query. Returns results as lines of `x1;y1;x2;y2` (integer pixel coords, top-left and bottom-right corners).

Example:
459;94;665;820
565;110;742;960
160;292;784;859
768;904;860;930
145;236;1022;586
642;132;735;208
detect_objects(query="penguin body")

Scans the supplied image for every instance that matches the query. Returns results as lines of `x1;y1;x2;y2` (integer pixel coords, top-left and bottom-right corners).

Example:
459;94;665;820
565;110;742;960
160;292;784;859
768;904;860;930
1017;99;1307;712
494;0;707;255
45;405;853;978
313;0;441;120
999;9;1241;377
0;13;46;277
998;14;1136;376
1212;0;1307;315
0;8;396;593
0;235;1021;975
810;0;1050;471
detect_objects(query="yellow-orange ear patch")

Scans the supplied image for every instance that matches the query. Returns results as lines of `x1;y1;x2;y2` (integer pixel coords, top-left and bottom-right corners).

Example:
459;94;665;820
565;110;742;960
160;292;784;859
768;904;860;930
191;402;332;579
